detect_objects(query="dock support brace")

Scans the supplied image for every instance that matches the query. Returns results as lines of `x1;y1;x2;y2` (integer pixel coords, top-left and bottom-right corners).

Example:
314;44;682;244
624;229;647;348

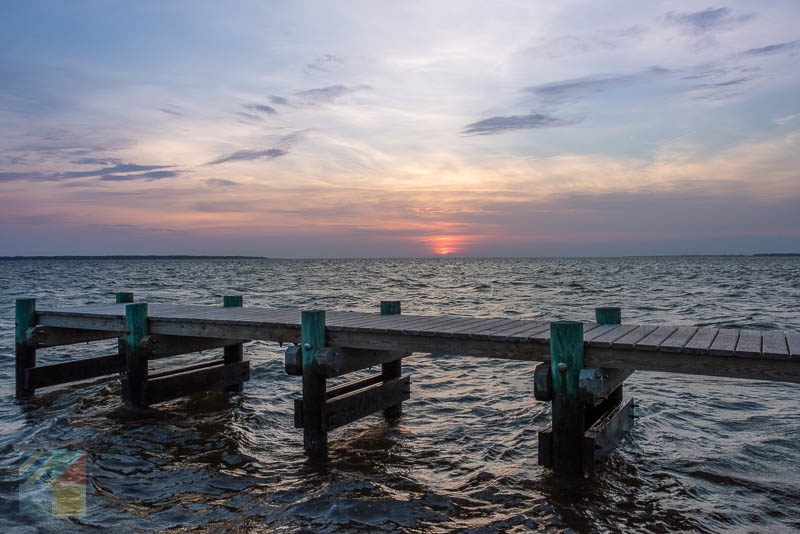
15;298;37;399
223;295;244;393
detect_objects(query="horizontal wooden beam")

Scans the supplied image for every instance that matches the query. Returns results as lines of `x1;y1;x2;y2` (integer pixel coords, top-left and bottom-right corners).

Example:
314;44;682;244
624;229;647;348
36;313;126;333
325;376;410;431
149;334;249;357
26;353;123;389
582;397;634;474
585;347;800;384
148;360;223;380
578;367;634;406
27;326;119;348
294;376;411;431
315;347;410;378
146;360;250;405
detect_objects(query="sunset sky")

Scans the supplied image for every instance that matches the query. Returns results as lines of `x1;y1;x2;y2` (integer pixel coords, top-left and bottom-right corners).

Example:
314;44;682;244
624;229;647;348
1;1;798;257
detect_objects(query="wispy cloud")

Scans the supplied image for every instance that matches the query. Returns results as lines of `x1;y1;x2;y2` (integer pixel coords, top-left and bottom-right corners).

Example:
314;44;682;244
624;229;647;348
773;113;799;125
524;68;669;105
99;170;180;181
462;113;581;135
295;84;371;103
664;7;754;34
244;103;277;115
743;40;800;56
205;131;305;165
0;162;174;182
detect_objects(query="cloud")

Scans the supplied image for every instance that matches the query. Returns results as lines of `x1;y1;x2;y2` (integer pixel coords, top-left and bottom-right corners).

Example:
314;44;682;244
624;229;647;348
773;113;799;125
462;113;582;135
306;54;344;72
664;7;754;34
98;170;180;181
206;131;306;165
206;178;240;187
235;111;262;122
207;148;286;165
524;68;669;105
244;103;277;115
269;95;289;106
295;84;371;103
743;40;800;56
0;162;174;182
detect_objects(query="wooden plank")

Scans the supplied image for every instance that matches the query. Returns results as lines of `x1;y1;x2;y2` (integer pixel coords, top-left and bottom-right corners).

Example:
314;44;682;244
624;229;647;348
585;346;800;384
150;334;248;356
761;331;789;360
611;325;657;349
634;326;677;351
582;397;634;474
146;361;250;405
490;321;549;341
683;327;719;354
788;331;800;360
658;326;698;352
578;367;634;406
315;347;410;378
403;315;476;336
709;328;740;356
326;374;384;399
324;376;411;431
148;360;222;380
36;313;127;333
26;353;123;389
734;330;762;357
28;326;119;348
583;324;620;343
587;324;639;348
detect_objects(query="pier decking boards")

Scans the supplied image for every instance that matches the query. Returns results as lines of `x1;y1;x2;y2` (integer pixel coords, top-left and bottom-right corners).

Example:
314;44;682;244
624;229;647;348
13;297;800;478
33;302;800;382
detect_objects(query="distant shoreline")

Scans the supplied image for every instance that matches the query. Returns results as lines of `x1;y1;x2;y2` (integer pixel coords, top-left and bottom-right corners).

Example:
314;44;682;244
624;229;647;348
0;254;797;261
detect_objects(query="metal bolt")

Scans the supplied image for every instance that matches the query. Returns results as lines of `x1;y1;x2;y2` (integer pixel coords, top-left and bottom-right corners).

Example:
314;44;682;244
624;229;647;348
303;343;312;351
557;362;568;374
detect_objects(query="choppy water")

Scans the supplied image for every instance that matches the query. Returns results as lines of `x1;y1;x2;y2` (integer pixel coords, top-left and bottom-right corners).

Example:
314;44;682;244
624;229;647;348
1;257;799;533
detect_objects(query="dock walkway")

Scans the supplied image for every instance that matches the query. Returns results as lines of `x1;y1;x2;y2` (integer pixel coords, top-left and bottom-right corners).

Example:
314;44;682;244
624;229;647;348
13;296;800;477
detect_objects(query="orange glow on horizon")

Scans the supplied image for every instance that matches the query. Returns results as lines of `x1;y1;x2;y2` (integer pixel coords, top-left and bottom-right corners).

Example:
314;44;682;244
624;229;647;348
420;235;482;256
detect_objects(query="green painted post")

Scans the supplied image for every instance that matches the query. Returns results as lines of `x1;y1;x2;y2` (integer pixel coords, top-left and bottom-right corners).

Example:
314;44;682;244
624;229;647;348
595;307;621;325
380;300;403;419
549;320;584;477
223;295;244;393
15;298;36;399
302;310;327;455
115;292;134;304
123;303;149;409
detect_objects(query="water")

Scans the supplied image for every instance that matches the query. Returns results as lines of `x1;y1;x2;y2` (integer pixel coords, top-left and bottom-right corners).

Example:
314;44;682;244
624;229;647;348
1;257;799;533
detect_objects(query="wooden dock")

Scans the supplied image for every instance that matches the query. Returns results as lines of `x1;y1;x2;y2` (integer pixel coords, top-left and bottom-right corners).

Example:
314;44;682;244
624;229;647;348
13;295;800;477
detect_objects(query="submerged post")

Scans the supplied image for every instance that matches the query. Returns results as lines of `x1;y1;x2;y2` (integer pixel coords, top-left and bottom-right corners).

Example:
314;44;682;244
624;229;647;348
223;295;244;393
123;303;149;409
15;298;36;399
550;321;584;477
302;310;327;455
380;300;403;419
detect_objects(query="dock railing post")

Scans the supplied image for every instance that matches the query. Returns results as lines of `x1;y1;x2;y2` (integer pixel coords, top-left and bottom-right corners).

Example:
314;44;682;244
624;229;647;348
15;298;36;399
550;320;585;477
302;310;327;455
380;300;403;419
115;292;134;304
123;303;149;410
223;295;244;393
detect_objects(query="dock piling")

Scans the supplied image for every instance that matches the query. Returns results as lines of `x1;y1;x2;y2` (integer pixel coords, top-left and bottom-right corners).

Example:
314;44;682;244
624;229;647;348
380;300;403;419
115;292;134;304
15;298;36;399
223;295;244;393
549;321;585;477
302;310;327;455
122;303;150;409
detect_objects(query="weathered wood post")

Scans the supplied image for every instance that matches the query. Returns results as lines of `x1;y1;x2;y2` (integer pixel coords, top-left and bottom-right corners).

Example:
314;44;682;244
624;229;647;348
380;300;403;419
122;303;149;410
550;320;585;477
115;292;134;304
223;295;244;393
15;298;36;399
302;310;327;455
